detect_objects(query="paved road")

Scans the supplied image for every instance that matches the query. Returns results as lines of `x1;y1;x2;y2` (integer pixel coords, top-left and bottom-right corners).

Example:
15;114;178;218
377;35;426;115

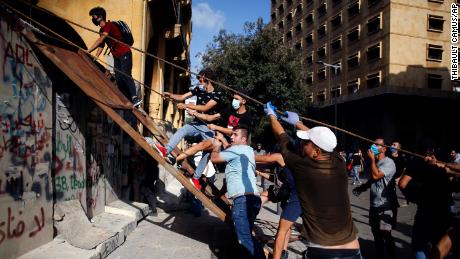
107;173;458;258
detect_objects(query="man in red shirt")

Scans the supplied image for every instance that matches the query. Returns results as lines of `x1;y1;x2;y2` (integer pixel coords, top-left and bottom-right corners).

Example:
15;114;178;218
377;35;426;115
88;7;141;107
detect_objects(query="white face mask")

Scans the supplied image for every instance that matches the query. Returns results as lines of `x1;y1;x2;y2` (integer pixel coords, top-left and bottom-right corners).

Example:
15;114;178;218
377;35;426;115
232;99;241;110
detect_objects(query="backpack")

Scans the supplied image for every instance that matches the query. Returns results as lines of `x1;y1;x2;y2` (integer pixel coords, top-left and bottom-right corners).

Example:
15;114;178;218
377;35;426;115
267;170;291;203
113;20;134;46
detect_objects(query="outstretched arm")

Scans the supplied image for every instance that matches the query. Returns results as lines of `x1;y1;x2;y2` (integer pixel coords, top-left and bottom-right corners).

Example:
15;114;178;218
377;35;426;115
179;99;217;112
88;32;108;56
164;91;193;101
256;153;285;167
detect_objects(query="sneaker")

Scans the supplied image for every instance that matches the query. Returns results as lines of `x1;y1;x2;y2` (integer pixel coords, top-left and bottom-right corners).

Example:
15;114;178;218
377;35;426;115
132;96;142;108
165;154;176;165
281;250;289;259
154;144;167;158
191;177;201;190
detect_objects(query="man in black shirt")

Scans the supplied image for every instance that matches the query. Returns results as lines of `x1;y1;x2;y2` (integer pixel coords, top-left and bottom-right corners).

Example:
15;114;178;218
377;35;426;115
264;103;360;259
398;148;453;258
162;69;223;188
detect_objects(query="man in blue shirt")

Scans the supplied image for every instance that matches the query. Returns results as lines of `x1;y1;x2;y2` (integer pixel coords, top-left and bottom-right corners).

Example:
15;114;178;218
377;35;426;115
210;125;264;259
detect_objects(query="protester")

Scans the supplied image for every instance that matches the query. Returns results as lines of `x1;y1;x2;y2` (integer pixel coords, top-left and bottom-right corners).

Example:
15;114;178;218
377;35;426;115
450;149;460;163
162;69;223;189
264;103;360;258
350;149;364;185
255;153;301;259
173;93;252;176
88;6;141;107
398;147;454;259
367;139;397;259
210;125;264;258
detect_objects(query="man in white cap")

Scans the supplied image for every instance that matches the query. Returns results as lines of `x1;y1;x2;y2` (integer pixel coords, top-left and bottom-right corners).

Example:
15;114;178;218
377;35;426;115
264;102;360;259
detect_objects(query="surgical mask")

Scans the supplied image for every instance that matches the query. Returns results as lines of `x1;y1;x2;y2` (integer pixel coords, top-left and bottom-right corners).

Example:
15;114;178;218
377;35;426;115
92;17;100;26
370;144;380;156
232;99;241;110
198;84;205;91
390;147;397;154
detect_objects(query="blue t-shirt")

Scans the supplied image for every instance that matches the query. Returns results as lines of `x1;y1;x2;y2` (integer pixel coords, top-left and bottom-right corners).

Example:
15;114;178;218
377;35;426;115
220;145;258;198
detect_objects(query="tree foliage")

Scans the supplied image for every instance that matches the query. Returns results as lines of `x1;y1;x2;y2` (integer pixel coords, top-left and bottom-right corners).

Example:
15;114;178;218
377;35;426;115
200;18;311;145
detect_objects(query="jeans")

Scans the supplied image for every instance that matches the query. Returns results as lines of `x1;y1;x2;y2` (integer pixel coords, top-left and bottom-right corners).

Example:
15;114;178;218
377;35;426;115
166;122;214;154
114;51;136;99
232;195;265;259
352;165;361;184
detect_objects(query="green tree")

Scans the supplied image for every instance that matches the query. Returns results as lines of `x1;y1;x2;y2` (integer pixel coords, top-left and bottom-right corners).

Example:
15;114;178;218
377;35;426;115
200;18;311;146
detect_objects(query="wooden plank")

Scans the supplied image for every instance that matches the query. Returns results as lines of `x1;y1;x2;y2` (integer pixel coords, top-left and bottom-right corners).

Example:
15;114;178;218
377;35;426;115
23;29;230;223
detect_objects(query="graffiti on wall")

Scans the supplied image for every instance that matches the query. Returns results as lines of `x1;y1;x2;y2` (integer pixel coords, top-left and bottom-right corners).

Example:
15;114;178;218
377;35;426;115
0;17;53;258
54;94;87;211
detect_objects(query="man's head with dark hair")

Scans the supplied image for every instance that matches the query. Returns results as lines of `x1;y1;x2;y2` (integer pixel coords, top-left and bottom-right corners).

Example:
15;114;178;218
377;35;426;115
89;6;106;23
231;124;249;145
197;68;216;84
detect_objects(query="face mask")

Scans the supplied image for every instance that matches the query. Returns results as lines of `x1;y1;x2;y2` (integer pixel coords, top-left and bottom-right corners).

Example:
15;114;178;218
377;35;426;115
198;84;205;91
390;147;397;154
232;99;241;110
370;144;380;156
92;17;100;26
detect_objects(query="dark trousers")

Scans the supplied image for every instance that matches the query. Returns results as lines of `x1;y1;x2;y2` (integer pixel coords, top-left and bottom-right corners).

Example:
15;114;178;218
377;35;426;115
114;51;136;99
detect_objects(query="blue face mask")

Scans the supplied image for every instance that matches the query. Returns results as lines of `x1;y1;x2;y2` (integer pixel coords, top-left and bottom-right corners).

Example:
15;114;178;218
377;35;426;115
370;144;380;156
232;99;241;110
390;147;397;154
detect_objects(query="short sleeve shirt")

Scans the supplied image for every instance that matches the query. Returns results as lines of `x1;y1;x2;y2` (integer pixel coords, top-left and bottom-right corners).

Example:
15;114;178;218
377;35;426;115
370;157;397;208
220;145;258;198
220;109;253;129
191;87;223;115
101;21;130;58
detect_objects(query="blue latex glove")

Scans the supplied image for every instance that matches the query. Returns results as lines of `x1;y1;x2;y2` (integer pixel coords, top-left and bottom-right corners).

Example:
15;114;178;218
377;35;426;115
264;102;277;117
280;111;299;126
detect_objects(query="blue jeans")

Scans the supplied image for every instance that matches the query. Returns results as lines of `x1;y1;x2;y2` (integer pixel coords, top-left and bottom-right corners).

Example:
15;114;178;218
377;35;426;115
232;195;265;259
352;165;361;184
114;51;136;99
166;122;214;154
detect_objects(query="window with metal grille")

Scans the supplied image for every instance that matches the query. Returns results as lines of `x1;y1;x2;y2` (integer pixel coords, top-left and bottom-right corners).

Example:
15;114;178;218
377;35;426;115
305;12;314;25
305;33;313;45
331;85;341;98
306;54;313;64
428;15;444;32
347;52;360;68
332;61;341;76
295;4;302;17
286;31;293;41
332;0;342;7
295;41;302;51
295;23;302;35
278;21;284;30
367;14;381;34
317;90;326;103
368;0;381;7
427;74;443;89
348;79;360;94
271;12;276;21
367;72;381;89
331;36;342;52
286;13;293;24
348;1;360;19
318;2;327;17
318;24;327;38
348;25;360;43
427;44;443;61
331;13;342;29
317;67;327;80
317;45;326;59
367;42;381;61
307;72;313;84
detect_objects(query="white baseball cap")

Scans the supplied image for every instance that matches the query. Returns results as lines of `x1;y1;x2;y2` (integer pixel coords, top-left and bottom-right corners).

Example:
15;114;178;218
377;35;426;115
296;126;337;152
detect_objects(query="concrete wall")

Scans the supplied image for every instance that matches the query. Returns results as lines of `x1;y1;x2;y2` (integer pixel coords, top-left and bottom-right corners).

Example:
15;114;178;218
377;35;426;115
0;18;54;259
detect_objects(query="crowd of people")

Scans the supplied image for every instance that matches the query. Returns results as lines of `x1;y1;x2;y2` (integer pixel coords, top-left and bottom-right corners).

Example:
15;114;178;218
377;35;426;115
86;7;459;258
147;69;460;259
